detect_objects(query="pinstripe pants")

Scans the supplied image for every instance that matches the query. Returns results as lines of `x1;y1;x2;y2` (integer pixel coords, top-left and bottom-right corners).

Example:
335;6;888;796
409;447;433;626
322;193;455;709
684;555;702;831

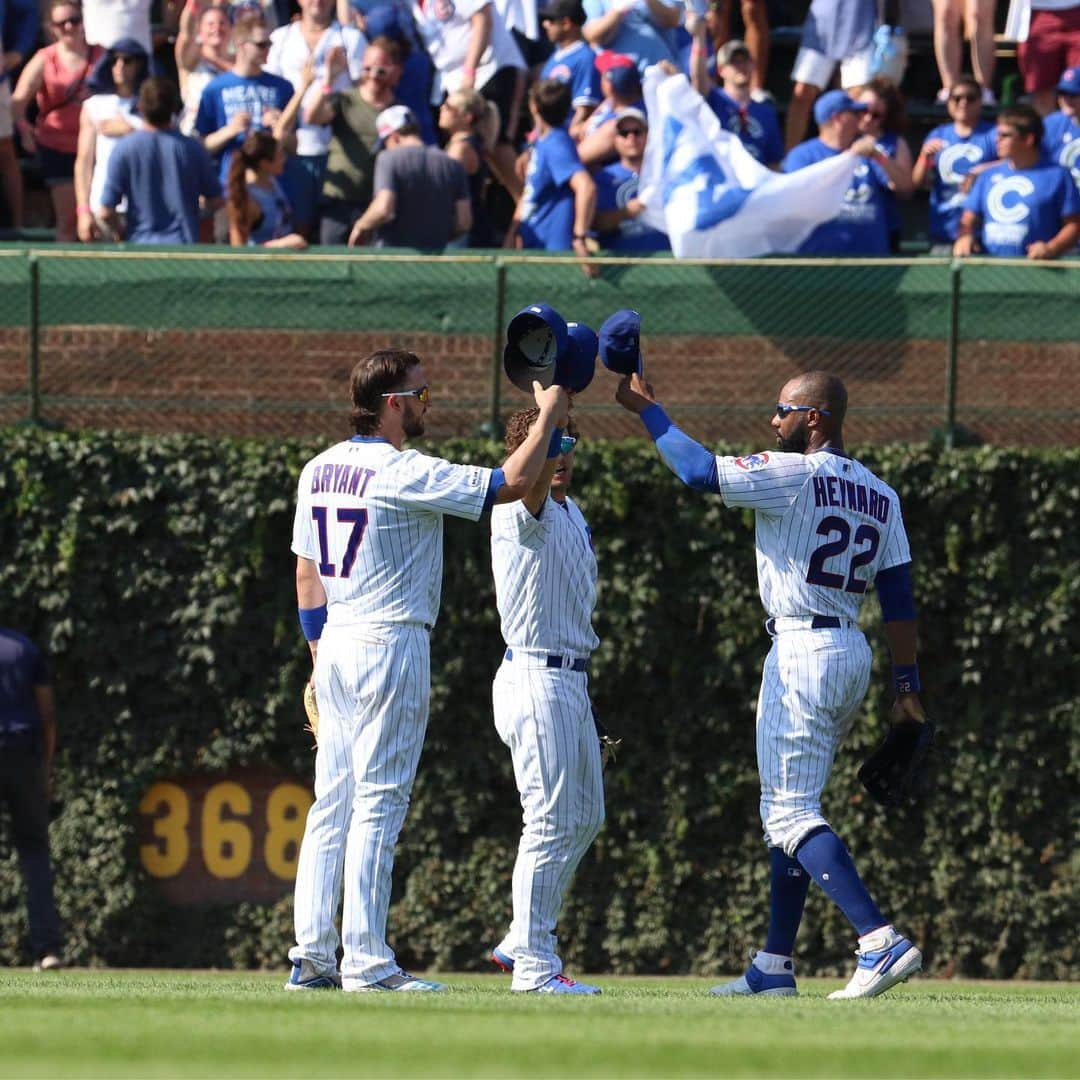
492;659;605;990
756;628;872;857
290;623;431;987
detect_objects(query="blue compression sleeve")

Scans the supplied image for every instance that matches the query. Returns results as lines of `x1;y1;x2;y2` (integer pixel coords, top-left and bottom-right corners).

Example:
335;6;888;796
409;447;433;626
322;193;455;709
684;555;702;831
483;467;506;513
298;604;327;641
876;562;916;621
640;404;720;492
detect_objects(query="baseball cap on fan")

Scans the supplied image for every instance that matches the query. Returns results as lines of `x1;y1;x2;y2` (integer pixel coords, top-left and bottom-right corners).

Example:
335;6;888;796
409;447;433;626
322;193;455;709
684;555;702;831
374;104;416;150
1058;67;1080;95
538;0;587;24
596;51;641;96
716;38;750;66
813;89;868;125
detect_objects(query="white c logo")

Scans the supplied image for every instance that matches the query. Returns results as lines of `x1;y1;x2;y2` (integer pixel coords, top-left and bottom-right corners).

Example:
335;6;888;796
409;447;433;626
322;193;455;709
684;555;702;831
939;142;983;185
985;175;1035;224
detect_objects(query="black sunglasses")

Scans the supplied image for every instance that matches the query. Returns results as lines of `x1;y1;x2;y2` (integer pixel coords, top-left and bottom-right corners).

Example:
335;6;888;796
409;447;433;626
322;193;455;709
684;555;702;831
776;403;831;417
52;15;82;27
950;92;979;103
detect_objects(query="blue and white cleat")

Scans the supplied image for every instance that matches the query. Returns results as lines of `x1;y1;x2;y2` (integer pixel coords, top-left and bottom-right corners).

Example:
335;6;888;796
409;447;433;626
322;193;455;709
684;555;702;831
528;973;601;995
346;972;448;993
491;947;515;973
710;951;797;997
827;927;922;1000
284;959;342;991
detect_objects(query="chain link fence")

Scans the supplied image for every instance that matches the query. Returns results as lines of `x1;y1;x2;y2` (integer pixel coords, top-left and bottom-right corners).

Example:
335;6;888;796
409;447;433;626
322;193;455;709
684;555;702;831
0;247;1077;446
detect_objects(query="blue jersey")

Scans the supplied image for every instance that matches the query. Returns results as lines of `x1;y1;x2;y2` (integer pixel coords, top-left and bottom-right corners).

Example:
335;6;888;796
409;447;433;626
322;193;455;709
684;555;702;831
964;159;1080;257
519;128;585;251
705;89;783;166
783;138;890;255
0;628;48;737
1042;110;1080;192
541;40;601;114
195;70;295;183
594;161;669;252
582;0;681;67
921;121;997;243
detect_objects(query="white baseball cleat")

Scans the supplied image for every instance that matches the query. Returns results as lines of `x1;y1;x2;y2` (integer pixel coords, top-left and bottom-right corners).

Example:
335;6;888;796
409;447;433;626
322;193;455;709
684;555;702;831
284;959;342;990
710;951;797;997
345;972;447;993
828;927;922;1000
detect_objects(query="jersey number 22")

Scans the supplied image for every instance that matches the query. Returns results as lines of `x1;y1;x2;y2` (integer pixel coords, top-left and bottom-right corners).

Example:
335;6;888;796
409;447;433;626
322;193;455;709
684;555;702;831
806;515;880;593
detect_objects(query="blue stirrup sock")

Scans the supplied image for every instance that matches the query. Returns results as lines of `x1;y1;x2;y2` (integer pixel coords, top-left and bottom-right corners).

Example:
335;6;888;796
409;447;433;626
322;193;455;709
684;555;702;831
764;847;811;956
794;826;887;937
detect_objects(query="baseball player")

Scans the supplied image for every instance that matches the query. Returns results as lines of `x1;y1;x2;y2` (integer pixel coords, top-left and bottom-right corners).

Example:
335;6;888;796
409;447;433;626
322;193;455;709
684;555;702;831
287;348;569;993
489;410;604;995
615;369;927;1000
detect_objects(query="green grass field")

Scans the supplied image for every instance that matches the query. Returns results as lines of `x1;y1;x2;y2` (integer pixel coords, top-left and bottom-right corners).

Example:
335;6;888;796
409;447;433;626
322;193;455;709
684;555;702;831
1;970;1076;1079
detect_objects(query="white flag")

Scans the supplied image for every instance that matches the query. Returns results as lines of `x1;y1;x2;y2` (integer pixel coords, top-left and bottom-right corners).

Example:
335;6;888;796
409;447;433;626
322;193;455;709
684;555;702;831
638;69;860;259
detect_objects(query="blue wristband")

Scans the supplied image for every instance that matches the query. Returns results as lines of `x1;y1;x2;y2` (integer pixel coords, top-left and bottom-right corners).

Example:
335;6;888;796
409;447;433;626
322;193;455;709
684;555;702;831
298;604;327;642
893;664;920;694
546;427;564;459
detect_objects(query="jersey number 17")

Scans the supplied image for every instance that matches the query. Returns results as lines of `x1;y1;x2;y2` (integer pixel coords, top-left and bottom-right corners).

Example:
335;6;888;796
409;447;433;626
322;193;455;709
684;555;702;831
312;506;368;578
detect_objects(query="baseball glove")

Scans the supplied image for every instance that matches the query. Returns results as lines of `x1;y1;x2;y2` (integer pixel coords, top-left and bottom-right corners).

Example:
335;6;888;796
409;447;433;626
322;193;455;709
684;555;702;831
591;702;622;769
858;717;936;808
303;682;319;747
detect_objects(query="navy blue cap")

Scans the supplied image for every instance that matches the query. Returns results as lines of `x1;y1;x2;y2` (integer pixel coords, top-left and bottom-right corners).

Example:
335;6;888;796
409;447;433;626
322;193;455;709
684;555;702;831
814;89;868;126
1058;67;1080;95
555;321;598;393
598;309;642;376
503;303;569;392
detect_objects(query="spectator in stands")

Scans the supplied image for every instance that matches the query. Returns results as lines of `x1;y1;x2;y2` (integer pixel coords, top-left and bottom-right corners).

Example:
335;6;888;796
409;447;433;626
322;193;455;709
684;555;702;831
346;103;471;248
783;0;876;152
361;5;436;145
195;13;295;186
582;0;682;69
691;30;782;168
175;3;234;136
12;0;104;242
707;0;769;99
82;0;152;56
1018;2;1080;116
955;104;1080;258
857;76;913;252
440;85;500;246
266;0;366;238
74;37;148;241
576;50;641;167
538;0;601;140
913;74;996;251
783;88;889;255
593;105;668;251
931;0;996;105
226;129;309;246
305;36;400;244
100;76;223;242
0;0;40;228
1042;66;1079;191
507;78;595;264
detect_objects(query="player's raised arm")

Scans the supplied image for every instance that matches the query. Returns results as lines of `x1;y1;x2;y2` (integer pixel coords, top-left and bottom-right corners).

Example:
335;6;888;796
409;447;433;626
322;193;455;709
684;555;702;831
493;382;572;504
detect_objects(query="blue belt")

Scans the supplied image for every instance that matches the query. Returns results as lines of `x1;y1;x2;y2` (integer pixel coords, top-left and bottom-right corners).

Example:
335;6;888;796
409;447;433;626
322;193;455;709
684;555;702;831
504;647;589;672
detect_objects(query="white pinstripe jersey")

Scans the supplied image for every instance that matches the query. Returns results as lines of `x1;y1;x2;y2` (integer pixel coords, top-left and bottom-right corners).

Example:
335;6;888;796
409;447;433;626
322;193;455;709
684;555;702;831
491;495;600;656
292;436;493;627
715;448;911;620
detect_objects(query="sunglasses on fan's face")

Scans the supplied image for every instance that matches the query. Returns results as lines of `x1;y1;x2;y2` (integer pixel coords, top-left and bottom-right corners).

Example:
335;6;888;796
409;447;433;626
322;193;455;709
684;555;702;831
52;14;82;28
950;91;979;103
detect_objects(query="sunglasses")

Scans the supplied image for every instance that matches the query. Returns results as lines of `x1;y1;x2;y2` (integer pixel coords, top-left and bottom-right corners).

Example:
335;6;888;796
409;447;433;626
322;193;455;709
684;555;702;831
363;65;392;77
864;109;886;120
776;403;831;418
52;15;82;27
950;92;979;103
246;38;272;48
559;435;577;455
111;54;140;64
996;128;1020;139
381;384;430;404
616;126;646;137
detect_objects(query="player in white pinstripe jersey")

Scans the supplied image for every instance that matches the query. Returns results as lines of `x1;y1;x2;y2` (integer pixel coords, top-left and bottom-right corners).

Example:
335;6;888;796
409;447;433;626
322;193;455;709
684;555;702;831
616;369;929;1000
286;348;570;993
488;409;605;995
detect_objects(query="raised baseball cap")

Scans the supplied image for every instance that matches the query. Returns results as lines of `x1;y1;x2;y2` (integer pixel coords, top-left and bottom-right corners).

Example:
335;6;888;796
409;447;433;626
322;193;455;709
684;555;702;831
598;309;643;376
503;303;570;393
538;0;587;24
374;104;416;149
1058;67;1080;95
555;321;598;393
814;88;868;126
716;38;750;66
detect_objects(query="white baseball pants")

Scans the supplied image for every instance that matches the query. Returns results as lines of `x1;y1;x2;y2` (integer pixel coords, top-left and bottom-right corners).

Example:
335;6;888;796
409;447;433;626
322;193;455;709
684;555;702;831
756;626;872;857
290;623;430;987
492;654;605;991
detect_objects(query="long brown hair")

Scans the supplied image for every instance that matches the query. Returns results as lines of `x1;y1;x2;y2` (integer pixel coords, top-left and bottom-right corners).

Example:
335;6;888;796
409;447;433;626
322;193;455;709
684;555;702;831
227;129;277;242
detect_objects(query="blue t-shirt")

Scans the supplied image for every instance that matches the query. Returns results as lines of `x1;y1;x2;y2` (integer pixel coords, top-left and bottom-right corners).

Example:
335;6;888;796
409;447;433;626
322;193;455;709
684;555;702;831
194;70;295;183
964;159;1080;257
1042;110;1080;193
705;88;783;166
101;129;222;244
921;121;997;243
582;0;682;68
519;127;585;251
0;628;47;737
594;160;669;252
783;138;890;255
541;40;601;114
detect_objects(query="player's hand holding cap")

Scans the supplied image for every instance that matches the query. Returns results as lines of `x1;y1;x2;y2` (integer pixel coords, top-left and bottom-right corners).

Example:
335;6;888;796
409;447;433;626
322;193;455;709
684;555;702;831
598;309;643;375
504;303;570;393
555;321;599;393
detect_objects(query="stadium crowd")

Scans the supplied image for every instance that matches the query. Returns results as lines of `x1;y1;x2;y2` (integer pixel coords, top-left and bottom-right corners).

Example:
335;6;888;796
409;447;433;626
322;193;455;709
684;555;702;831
0;0;1076;257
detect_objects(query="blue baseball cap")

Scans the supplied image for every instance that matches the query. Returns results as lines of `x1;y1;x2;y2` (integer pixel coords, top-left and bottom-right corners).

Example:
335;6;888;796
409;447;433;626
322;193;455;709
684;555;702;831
503;303;569;392
363;4;405;40
1058;67;1080;95
598;309;642;376
555;321;598;393
814;89;868;126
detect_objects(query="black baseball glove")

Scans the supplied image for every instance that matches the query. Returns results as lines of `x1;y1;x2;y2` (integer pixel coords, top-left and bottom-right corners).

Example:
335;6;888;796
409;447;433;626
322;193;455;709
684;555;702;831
858;717;936;808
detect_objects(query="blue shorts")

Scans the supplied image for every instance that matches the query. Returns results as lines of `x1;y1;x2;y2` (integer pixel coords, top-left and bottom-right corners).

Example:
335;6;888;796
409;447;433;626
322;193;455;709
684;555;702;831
281;153;327;232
